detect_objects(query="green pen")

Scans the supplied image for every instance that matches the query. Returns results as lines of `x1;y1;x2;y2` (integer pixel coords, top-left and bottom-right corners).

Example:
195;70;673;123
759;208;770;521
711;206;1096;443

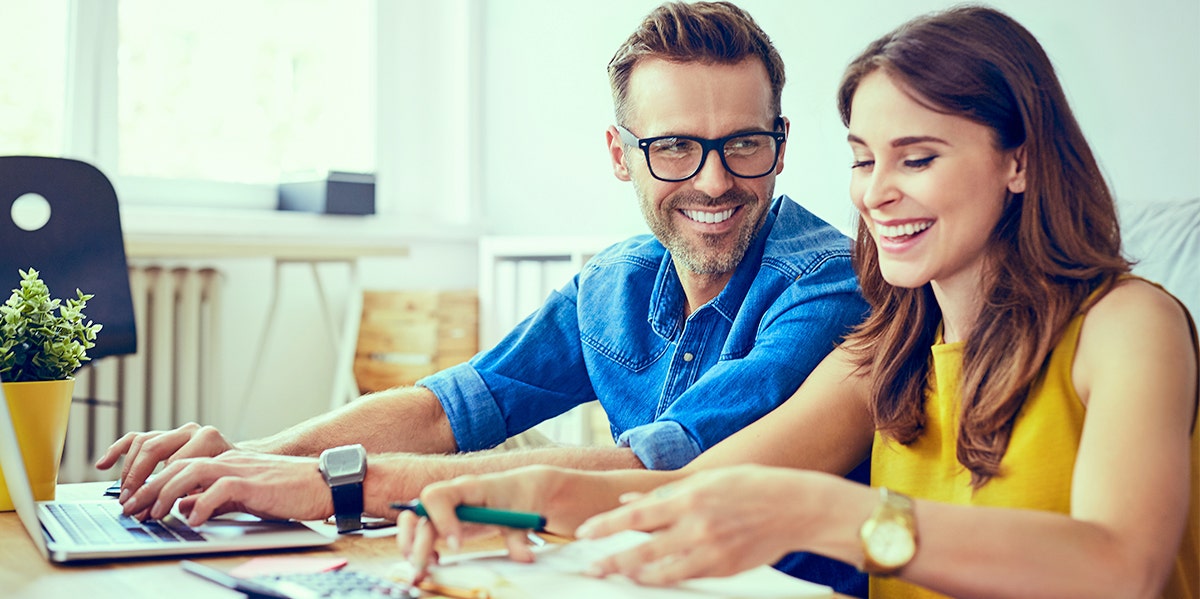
391;499;547;532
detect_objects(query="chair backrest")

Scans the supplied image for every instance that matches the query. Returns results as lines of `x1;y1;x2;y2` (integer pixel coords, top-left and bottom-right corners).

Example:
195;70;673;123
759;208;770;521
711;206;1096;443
0;156;137;361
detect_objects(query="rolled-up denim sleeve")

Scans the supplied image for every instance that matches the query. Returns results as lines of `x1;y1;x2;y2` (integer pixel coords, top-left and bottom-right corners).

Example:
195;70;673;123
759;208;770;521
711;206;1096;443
417;277;596;452
417;363;506;451
616;420;702;470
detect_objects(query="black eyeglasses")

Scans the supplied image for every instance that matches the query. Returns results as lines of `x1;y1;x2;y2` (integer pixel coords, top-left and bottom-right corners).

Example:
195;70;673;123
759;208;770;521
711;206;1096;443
616;120;786;182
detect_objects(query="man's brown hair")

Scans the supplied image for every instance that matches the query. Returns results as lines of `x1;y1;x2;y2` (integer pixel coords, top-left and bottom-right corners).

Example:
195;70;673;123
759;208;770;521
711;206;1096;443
608;1;785;126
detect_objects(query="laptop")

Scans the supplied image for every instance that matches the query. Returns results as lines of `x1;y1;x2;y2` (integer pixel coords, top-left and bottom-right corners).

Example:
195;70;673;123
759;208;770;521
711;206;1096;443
0;384;336;562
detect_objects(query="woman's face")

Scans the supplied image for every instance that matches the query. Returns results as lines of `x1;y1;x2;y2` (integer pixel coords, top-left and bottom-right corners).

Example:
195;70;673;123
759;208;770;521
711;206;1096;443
847;70;1025;293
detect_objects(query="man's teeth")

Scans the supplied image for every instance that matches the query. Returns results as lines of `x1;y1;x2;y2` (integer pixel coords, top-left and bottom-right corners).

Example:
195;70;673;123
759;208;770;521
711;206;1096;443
683;208;735;224
877;221;932;237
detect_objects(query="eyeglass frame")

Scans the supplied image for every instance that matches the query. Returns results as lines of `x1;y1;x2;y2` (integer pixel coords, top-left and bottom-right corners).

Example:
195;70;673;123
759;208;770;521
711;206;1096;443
615;117;787;182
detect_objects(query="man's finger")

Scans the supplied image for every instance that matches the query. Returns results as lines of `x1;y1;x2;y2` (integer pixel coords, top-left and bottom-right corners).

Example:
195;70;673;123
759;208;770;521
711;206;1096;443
94;433;135;470
181;477;239;526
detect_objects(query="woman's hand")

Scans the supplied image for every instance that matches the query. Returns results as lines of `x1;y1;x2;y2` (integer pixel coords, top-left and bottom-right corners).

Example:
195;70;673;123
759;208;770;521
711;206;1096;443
574;465;833;586
396;508;533;584
396;465;603;582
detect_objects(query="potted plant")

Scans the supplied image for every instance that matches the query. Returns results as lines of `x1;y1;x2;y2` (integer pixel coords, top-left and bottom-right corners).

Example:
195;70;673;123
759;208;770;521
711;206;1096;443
0;268;102;510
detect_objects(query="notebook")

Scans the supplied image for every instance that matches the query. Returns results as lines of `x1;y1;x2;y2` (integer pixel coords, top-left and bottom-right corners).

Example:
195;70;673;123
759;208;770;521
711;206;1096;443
425;530;835;598
0;383;335;563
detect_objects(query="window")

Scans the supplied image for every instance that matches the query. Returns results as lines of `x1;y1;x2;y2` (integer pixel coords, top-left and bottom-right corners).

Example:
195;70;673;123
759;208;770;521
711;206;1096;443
4;0;375;207
118;0;374;184
0;0;69;158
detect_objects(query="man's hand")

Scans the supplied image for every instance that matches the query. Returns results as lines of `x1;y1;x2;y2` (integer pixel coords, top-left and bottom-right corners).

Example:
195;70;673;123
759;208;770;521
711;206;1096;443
117;450;333;527
94;422;239;500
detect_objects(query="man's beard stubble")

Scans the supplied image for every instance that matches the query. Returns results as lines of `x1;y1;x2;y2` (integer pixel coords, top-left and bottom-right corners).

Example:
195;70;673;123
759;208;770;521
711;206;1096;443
634;178;771;276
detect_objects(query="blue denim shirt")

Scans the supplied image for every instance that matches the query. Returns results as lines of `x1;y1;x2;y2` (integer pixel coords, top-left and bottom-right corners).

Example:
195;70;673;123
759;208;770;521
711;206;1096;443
420;196;868;467
420;195;871;597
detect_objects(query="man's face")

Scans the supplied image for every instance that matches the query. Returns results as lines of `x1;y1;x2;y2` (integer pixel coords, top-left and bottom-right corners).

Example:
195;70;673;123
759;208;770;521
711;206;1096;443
608;57;786;277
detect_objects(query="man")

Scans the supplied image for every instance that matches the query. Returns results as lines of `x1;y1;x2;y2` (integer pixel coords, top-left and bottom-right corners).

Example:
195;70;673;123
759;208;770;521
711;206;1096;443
99;2;868;594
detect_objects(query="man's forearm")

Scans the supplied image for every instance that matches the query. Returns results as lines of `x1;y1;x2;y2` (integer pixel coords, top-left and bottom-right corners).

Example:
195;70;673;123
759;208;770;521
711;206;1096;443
241;386;457;457
235;384;655;521
363;444;648;516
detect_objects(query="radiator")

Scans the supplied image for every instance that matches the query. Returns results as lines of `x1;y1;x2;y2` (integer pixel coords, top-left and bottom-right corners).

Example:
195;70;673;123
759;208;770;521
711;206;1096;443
58;266;222;483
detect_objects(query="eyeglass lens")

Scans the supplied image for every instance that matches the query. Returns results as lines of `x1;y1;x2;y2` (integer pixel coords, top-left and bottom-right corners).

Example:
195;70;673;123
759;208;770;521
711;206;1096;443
646;134;779;181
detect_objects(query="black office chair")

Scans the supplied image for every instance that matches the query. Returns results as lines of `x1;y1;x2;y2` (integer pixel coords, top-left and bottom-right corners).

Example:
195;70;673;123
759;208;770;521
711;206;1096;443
0;156;137;363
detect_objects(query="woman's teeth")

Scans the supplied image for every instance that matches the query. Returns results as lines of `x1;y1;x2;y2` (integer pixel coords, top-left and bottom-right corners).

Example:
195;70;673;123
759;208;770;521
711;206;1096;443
877;221;932;238
683;208;735;224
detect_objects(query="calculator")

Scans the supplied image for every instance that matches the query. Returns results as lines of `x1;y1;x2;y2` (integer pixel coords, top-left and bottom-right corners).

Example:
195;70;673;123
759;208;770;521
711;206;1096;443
182;560;417;599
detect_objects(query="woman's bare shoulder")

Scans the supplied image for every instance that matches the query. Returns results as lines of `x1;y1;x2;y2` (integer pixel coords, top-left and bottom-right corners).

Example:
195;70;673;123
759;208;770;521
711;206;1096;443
1075;277;1196;408
1085;277;1190;333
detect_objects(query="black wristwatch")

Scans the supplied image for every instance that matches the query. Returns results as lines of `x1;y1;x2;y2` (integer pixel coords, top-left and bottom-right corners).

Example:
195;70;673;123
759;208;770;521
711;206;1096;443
318;444;367;533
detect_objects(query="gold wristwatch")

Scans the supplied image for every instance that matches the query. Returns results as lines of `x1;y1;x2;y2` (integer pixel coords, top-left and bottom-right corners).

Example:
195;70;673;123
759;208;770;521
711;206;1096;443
859;486;918;576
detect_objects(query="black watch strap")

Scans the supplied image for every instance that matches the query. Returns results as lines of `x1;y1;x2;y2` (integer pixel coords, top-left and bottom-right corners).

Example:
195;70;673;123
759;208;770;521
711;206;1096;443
330;481;364;533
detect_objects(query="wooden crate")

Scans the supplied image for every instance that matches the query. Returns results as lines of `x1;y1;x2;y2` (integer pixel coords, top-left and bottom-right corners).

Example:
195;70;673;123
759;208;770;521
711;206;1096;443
361;290;439;314
356;319;439;355
355;290;479;393
353;357;438;392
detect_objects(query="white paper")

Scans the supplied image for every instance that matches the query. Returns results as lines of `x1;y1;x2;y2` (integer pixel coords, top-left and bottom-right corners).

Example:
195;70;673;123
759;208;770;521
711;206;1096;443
428;531;833;599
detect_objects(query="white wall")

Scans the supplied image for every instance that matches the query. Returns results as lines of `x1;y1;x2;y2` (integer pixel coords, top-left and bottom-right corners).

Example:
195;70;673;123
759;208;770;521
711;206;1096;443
207;242;479;442
476;0;1200;236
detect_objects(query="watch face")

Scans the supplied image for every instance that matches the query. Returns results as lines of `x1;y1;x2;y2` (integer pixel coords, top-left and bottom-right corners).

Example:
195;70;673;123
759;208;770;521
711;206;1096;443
866;520;916;567
321;445;366;485
324;450;361;476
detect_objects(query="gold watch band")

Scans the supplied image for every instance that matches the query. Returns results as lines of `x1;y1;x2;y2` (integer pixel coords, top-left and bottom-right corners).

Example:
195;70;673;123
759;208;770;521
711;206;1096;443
859;486;919;576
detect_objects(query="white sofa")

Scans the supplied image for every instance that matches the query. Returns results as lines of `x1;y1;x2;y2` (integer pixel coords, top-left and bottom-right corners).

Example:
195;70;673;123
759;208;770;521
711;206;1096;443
1120;197;1200;320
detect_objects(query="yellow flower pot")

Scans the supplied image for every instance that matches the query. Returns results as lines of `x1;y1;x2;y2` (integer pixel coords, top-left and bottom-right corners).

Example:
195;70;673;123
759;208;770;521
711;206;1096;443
0;380;74;511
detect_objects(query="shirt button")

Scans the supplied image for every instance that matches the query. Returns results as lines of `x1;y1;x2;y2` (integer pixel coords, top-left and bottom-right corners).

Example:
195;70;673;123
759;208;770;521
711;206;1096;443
682;352;694;362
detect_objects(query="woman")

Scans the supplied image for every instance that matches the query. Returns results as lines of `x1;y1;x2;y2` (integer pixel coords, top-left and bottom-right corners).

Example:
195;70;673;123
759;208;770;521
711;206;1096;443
400;6;1198;598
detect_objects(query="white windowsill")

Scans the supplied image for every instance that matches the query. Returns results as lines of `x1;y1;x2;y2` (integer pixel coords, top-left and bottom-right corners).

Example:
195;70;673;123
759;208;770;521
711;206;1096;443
120;205;481;260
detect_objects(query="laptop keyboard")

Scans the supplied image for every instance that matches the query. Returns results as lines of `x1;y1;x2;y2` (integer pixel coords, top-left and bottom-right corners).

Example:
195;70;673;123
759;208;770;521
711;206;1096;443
46;502;206;546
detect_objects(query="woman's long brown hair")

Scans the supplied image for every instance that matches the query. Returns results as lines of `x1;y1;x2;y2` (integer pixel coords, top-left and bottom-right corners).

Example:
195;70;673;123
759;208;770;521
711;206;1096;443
837;5;1131;487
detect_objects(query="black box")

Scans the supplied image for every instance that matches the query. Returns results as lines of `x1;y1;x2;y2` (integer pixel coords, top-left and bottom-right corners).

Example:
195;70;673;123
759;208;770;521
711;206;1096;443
278;171;376;215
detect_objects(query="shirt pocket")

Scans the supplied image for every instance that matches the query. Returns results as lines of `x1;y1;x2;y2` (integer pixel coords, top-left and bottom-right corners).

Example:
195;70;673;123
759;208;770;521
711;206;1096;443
580;319;669;373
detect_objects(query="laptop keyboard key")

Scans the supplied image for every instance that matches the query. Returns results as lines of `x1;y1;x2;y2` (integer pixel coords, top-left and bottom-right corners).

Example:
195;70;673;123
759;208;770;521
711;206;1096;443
46;502;206;546
142;520;184;543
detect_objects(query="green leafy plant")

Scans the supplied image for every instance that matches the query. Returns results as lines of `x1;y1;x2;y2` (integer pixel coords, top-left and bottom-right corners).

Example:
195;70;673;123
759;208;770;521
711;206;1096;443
0;268;102;383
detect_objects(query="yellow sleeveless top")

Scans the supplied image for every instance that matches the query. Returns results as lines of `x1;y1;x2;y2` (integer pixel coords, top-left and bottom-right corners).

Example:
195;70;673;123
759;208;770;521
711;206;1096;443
870;283;1199;599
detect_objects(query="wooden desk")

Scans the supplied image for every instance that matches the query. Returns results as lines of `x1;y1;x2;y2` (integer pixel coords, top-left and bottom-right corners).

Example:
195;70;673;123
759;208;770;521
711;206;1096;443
2;483;848;598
